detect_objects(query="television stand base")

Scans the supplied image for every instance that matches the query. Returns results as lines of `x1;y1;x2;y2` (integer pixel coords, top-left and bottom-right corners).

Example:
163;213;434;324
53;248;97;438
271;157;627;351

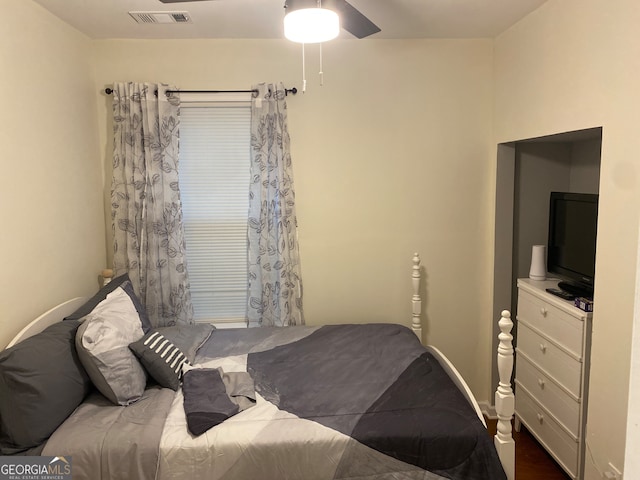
545;287;576;301
557;281;593;300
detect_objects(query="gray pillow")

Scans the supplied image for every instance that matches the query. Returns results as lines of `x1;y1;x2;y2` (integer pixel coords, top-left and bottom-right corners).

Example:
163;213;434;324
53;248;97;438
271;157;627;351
154;324;214;363
75;286;147;406
129;324;214;391
129;331;190;390
0;320;91;454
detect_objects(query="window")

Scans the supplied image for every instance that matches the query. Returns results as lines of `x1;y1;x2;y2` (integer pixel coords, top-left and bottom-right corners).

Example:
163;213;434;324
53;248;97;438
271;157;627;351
179;95;251;324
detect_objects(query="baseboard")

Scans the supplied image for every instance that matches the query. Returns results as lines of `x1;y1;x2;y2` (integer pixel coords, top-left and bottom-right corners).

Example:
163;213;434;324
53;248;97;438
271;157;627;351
479;401;497;420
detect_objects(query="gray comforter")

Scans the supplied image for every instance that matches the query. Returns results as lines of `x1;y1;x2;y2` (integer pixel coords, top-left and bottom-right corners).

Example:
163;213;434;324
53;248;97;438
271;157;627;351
44;324;506;480
42;386;174;480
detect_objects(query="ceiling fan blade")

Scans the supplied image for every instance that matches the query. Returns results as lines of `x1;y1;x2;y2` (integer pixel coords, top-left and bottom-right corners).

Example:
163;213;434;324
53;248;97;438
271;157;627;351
339;0;381;38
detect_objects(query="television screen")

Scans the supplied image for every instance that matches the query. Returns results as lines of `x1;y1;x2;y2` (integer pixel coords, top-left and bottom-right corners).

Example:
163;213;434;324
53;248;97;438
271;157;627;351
547;192;598;295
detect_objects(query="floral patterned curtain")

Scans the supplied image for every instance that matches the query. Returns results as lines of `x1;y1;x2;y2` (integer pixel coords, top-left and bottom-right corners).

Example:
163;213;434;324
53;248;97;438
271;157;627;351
111;82;194;327
247;83;304;327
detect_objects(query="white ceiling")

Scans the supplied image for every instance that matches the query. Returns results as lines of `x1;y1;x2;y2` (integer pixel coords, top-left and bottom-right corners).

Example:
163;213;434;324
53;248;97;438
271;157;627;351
32;0;548;40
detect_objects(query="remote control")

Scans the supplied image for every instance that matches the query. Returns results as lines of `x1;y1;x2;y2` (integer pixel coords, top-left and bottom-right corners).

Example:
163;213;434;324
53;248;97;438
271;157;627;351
545;288;576;300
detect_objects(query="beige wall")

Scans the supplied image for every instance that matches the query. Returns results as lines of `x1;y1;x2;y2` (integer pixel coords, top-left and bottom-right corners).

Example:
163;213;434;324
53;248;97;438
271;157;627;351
494;0;640;476
92;38;496;400
0;0;105;348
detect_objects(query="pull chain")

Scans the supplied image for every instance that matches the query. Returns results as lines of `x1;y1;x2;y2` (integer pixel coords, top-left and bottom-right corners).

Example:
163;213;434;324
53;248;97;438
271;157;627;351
302;43;326;90
302;43;307;93
319;42;324;86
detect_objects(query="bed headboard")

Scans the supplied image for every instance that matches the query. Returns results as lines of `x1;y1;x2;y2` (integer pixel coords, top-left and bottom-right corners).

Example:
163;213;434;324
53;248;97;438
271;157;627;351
6;297;88;348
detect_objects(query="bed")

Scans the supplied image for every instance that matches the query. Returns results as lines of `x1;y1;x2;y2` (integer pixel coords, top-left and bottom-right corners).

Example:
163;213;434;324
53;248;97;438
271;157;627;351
0;254;515;480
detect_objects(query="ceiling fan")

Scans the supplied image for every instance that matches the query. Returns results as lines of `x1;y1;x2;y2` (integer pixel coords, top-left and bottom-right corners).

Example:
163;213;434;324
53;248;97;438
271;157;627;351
157;0;381;40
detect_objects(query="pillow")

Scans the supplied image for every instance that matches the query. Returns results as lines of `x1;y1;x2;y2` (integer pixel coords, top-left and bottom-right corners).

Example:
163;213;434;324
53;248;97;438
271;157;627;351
75;286;147;405
129;331;190;390
0;320;92;454
152;324;214;363
129;324;214;390
66;273;152;333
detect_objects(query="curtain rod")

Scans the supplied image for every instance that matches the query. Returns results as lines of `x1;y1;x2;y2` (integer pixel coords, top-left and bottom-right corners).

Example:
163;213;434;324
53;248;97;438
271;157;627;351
104;87;298;96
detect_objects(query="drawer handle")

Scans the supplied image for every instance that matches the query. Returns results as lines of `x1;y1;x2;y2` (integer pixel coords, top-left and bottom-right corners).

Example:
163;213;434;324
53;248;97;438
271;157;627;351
539;343;547;353
537;378;545;389
540;307;548;317
537;413;544;424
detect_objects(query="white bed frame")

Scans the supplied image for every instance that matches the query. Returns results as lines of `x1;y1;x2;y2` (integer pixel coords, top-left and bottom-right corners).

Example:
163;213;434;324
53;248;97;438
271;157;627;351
410;253;515;480
6;254;515;479
6;297;88;349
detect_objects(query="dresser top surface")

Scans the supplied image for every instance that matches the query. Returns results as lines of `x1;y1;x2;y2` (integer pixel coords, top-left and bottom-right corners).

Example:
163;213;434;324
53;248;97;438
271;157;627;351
517;278;593;320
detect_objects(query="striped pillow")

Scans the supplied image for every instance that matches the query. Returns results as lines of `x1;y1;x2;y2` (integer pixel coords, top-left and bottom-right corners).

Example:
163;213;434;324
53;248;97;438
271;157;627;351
129;331;190;390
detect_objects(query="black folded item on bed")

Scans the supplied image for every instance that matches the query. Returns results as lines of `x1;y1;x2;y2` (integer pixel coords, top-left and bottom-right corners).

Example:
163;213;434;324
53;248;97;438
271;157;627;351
183;368;239;435
182;368;257;436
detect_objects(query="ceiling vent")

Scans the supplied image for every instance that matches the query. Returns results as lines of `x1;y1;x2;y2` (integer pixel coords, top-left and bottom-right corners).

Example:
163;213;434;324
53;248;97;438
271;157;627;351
129;11;192;24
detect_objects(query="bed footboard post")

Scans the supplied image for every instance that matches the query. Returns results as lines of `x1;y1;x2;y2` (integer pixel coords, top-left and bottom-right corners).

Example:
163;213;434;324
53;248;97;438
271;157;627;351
411;253;422;342
494;310;515;480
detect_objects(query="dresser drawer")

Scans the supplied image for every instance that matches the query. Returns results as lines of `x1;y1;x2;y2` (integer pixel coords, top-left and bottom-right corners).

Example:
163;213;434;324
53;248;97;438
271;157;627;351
516;323;582;398
517;290;584;358
516;388;578;478
515;354;580;436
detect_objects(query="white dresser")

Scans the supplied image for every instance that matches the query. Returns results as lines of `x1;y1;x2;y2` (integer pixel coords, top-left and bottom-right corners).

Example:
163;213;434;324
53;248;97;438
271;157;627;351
514;278;592;479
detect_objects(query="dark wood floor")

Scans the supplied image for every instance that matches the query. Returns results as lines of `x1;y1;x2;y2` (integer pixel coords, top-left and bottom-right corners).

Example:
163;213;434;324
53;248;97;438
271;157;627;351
486;418;571;480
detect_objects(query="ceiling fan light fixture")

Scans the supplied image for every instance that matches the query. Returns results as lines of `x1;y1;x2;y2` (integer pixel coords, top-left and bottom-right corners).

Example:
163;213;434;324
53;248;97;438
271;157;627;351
284;4;340;43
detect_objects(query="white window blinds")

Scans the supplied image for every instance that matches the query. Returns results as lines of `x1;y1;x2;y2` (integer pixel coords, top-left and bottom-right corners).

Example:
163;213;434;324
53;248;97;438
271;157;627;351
179;100;251;323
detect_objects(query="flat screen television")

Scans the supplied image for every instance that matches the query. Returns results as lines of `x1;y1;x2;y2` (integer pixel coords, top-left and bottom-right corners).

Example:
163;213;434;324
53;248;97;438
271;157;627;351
547;192;599;298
